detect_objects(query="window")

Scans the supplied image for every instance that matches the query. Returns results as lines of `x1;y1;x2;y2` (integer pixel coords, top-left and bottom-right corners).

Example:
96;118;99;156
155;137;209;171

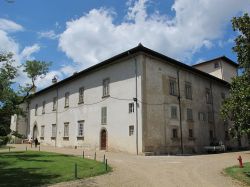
101;107;107;125
42;101;46;114
171;106;177;119
64;122;69;137
172;128;178;139
65;92;69;107
169;78;177;96
79;87;84;104
187;108;193;121
53;97;57;111
189;129;193;138
35;104;38;116
185;82;192;100
52;124;56;138
103;78;110;97
78;121;84;137
41;126;45;137
129;103;134;113
214;62;220;68
206;88;212;104
129;125;134;136
198;112;206;121
208;112;214;123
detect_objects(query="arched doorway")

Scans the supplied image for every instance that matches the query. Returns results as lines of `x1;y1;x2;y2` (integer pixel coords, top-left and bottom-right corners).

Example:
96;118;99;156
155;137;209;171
33;125;38;139
100;129;107;150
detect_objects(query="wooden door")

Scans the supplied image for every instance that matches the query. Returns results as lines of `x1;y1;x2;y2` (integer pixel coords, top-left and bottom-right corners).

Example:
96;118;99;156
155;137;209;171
100;129;107;150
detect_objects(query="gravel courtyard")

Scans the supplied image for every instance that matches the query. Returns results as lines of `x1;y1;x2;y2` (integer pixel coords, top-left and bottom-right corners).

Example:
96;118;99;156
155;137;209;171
7;144;250;187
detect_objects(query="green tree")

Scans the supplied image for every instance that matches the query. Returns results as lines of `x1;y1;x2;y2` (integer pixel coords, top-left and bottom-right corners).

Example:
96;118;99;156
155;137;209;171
221;13;250;148
0;54;51;143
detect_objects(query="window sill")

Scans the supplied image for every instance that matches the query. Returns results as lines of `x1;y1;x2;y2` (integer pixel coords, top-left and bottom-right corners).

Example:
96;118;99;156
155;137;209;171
78;102;84;105
77;136;84;140
63;137;69;140
102;95;110;99
52;109;56;111
51;137;56;140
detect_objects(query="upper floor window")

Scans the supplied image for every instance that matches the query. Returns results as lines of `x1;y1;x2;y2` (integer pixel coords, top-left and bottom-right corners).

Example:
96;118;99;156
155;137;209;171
187;108;193;121
78;121;84;137
198;112;206;121
189;129;193;138
53;97;57;111
205;88;212;104
103;78;110;97
172;128;178;139
214;62;220;68
35;104;38;116
52;124;56;138
79;87;84;104
64;122;69;137
65;92;69;107
129;103;134;113
171;106;177;119
101;107;107;125
169;77;177;96
42;101;46;114
185;82;192;100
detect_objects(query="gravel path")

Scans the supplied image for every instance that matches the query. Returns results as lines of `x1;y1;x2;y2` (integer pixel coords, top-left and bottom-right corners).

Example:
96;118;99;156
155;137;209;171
6;144;250;187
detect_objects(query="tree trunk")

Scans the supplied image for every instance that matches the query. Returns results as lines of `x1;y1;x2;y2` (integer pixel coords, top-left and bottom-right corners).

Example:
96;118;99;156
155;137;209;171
237;135;242;149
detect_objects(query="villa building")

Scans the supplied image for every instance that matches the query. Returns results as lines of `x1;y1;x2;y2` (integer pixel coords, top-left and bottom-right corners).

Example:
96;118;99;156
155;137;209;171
11;44;249;154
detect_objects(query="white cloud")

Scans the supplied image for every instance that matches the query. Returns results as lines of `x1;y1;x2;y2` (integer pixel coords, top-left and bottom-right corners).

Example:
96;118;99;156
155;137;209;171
20;44;40;60
38;30;58;39
0;18;23;32
59;0;250;67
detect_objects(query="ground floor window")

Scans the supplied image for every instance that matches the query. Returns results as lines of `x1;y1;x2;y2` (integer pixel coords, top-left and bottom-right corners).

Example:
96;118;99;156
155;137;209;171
172;128;178;139
64;122;69;137
52;124;56;138
41;126;45;138
129;125;134;136
189;129;193;138
78;121;84;137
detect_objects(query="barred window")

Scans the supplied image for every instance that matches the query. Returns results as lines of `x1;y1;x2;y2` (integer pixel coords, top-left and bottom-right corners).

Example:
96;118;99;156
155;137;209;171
187;108;193;121
129;125;134;136
65;92;69;107
103;78;110;97
129;103;134;113
64;122;69;137
185;82;192;100
171;106;177;119
169;78;177;96
101;107;107;125
79;87;84;104
78;121;84;137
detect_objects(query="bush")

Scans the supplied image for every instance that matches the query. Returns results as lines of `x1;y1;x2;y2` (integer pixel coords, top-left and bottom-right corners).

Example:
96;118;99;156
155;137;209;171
0;136;10;146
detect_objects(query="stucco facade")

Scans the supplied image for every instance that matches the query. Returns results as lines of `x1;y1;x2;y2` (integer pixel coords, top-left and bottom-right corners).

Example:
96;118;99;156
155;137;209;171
11;45;249;154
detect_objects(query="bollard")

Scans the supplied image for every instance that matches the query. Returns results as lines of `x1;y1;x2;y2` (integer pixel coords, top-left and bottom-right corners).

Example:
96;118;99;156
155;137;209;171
39;146;40;151
82;150;84;159
103;154;106;163
75;163;77;179
26;146;27;151
105;159;108;171
9;147;10;152
238;155;243;168
94;152;96;160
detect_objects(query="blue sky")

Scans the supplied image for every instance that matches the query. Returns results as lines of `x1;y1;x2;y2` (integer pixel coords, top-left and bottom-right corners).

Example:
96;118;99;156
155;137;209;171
0;0;249;88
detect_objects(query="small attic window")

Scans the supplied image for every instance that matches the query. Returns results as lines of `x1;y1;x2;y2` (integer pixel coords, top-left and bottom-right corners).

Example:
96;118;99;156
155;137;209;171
214;62;220;68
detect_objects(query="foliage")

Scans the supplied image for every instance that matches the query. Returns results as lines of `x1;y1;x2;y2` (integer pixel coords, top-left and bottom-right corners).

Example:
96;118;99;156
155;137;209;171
224;162;250;186
0;151;111;186
0;136;10;146
220;13;250;146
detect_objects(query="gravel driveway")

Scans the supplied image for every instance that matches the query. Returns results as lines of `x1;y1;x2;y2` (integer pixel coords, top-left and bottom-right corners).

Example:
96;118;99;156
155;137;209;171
8;144;250;187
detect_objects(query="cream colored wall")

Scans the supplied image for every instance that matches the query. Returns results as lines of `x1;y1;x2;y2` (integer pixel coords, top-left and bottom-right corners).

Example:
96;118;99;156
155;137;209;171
221;61;237;83
29;55;143;154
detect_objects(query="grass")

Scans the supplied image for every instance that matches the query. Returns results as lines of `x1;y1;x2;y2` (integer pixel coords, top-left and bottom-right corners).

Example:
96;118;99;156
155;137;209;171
0;151;111;187
224;162;250;186
0;145;15;150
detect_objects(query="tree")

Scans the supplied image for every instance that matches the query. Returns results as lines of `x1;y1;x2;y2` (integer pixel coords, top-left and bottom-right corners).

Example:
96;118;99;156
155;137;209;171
0;54;51;144
221;13;250;148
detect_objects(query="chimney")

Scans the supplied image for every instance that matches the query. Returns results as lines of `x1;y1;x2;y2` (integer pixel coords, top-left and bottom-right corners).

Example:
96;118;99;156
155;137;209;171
52;76;57;84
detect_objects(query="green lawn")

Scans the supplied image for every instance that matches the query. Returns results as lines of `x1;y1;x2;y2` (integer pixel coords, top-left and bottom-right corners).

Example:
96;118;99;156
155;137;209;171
224;162;250;185
0;151;111;187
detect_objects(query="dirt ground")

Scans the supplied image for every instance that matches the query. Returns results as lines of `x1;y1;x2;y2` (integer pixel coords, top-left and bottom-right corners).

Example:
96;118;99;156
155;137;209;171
6;144;250;187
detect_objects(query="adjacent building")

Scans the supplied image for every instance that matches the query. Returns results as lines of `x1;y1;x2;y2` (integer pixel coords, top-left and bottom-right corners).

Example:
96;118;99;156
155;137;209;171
11;44;249;154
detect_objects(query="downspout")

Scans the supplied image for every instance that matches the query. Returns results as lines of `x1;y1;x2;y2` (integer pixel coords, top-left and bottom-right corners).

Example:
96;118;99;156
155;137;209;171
55;87;59;147
210;82;216;141
134;56;139;155
177;69;184;154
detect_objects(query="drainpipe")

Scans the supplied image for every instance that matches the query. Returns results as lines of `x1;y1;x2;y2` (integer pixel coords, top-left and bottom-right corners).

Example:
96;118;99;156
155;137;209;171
55;87;59;147
210;82;216;141
177;69;184;154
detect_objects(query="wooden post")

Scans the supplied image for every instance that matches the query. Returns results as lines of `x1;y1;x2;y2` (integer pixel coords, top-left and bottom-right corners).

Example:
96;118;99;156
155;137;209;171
105;159;108;171
26;146;27;151
82;150;84;159
9;147;10;152
39;146;40;151
94;152;96;160
103;154;105;163
75;163;77;179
